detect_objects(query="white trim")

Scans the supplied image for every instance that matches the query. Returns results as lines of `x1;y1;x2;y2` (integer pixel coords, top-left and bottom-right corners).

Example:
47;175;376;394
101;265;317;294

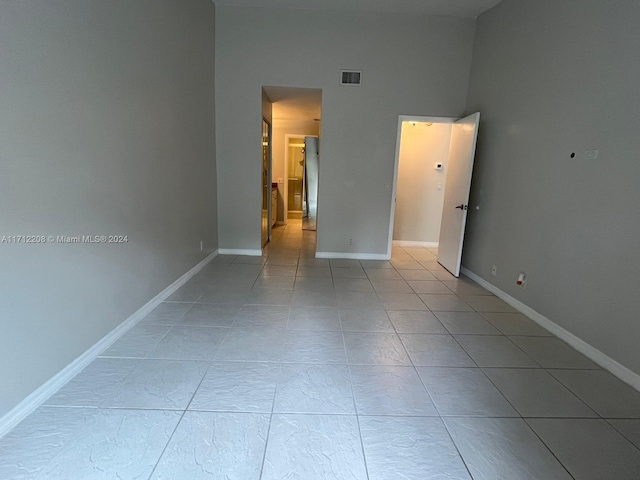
461;266;640;392
398;115;457;124
262;117;273;248
218;248;262;256
0;250;219;439
386;116;403;259
315;251;390;260
387;115;458;259
393;240;439;248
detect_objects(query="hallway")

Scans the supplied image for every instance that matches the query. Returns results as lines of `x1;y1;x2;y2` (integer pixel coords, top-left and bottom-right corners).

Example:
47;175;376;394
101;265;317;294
2;221;640;479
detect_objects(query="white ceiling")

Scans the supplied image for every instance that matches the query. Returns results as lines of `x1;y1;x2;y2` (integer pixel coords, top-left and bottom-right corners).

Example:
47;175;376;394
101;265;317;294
214;0;503;19
263;86;322;122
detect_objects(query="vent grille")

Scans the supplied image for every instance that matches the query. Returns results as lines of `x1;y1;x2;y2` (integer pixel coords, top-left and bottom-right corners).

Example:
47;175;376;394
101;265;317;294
340;70;362;86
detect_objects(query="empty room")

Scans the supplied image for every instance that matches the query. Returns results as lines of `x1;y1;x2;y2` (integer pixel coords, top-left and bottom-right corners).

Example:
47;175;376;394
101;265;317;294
1;0;640;478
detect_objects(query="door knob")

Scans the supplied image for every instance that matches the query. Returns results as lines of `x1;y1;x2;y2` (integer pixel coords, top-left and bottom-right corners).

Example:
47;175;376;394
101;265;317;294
455;204;467;210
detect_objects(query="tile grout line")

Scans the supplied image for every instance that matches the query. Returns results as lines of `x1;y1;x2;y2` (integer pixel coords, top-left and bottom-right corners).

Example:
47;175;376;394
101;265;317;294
388;275;476;480
259;250;291;480
342;310;372;480
15;236;640;478
602;418;640;453
431;280;590;480
145;360;212;480
520;417;578;480
256;362;281;480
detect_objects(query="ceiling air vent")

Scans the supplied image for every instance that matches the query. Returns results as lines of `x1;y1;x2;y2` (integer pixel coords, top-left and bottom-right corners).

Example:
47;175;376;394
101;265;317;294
340;70;362;86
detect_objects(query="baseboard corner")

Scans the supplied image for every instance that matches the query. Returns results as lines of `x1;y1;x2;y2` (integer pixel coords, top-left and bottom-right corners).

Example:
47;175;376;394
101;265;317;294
0;250;218;439
392;240;439;248
315;251;391;260
460;266;640;392
218;248;263;256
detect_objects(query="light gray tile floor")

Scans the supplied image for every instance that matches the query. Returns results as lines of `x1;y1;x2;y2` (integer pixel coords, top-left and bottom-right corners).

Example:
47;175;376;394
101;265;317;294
455;334;540;367
483;368;597;418
526;418;640;479
350;365;438;416
288;306;341;331
150;411;269;480
434;311;501;335
417;367;518;417
359;416;471;480
444;417;574;479
3;221;640;479
339;308;394;333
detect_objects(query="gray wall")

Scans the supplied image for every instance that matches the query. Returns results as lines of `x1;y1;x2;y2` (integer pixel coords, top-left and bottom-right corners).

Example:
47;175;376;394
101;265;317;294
0;0;218;417
215;7;475;254
463;0;640;375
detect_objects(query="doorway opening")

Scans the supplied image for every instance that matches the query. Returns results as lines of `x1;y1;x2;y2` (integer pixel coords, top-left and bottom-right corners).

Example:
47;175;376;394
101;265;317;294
286;136;306;216
388;114;480;276
262;86;322;253
285;135;320;231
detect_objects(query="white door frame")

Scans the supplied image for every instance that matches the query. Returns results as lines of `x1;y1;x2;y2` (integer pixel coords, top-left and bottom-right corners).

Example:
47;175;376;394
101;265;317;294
386;115;458;259
284;133;318;224
262;118;273;247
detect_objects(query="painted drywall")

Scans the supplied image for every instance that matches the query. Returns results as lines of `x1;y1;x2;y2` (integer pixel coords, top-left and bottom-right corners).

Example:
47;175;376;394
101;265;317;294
215;7;475;254
463;0;640;375
394;122;452;243
272;120;320;222
0;0;217;417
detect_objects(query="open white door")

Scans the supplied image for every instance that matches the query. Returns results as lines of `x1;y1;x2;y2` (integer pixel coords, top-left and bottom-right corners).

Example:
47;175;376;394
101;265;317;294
437;112;480;277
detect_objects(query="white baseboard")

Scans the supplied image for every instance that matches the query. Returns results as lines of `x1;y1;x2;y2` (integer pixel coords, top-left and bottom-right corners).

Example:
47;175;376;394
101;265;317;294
0;250;219;439
461;266;640;392
393;241;439;248
218;248;262;256
315;252;390;260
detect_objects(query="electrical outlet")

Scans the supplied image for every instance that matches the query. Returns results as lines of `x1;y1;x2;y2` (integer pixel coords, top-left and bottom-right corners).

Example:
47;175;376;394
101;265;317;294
491;265;497;276
349;238;353;246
